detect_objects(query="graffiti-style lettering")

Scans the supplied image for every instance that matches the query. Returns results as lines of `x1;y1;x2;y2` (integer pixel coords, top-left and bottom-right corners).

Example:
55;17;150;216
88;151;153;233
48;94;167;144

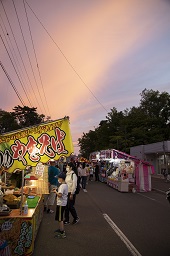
14;221;32;255
6;127;69;167
11;140;27;165
27;136;40;162
3;150;13;168
0;151;3;168
0;150;13;169
38;134;55;157
1;221;12;231
51;128;68;154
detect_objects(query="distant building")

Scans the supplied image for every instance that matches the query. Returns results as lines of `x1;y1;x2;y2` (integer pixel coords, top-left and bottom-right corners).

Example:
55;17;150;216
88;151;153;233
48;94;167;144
130;141;170;175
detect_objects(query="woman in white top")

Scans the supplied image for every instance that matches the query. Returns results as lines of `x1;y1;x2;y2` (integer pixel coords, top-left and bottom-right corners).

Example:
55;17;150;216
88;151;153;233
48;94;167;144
77;162;82;188
64;163;79;225
81;162;88;192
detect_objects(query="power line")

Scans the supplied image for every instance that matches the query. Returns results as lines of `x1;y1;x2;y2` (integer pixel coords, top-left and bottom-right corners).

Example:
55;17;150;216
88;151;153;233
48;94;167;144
23;0;51;117
0;61;25;106
0;34;32;106
0;0;40;111
0;12;34;107
25;0;109;114
11;0;44;114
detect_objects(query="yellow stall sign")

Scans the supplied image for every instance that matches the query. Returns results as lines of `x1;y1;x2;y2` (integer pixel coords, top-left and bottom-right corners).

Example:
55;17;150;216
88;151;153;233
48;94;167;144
0;117;73;173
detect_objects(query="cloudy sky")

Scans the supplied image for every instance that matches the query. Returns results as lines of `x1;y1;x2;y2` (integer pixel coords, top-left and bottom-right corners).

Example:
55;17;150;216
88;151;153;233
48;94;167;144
0;0;170;154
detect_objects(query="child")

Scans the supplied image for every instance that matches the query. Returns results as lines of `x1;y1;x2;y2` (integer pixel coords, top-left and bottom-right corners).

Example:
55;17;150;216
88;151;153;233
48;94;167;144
53;172;68;238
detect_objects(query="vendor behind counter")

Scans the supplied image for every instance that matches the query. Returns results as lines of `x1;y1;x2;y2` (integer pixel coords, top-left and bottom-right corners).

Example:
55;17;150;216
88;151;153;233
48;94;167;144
9;167;32;188
9;170;23;188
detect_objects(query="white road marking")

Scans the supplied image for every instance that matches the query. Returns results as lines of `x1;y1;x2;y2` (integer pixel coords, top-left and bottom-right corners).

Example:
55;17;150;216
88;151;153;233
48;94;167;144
137;193;156;201
103;213;142;256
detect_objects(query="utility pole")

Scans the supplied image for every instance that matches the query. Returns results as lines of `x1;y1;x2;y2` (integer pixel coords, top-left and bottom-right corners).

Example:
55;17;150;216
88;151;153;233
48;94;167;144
163;141;168;175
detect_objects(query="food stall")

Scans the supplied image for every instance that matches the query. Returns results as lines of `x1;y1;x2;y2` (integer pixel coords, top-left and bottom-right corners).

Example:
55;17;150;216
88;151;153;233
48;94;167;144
90;149;154;192
0;117;74;255
107;159;136;192
0;164;49;256
107;149;154;192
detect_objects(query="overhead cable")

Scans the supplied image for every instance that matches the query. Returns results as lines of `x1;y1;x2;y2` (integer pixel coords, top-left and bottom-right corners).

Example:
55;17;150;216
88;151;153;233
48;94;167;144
11;0;44;114
0;34;33;107
23;0;51;117
25;0;109;114
0;12;34;107
0;0;39;110
0;61;25;106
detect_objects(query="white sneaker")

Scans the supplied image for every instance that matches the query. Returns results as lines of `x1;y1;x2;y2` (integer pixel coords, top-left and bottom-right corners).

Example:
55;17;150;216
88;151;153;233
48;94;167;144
47;209;54;213
83;189;87;192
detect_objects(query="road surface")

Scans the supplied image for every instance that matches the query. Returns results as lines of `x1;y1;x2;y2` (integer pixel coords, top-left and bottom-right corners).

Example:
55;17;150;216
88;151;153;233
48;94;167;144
33;181;170;256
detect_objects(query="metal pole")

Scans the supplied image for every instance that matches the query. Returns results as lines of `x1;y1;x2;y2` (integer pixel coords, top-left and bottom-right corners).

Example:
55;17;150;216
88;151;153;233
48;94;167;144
20;170;25;215
163;141;168;176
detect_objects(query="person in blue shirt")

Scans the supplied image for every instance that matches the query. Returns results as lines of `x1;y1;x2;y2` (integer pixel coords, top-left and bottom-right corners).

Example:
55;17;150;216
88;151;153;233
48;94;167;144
44;159;60;213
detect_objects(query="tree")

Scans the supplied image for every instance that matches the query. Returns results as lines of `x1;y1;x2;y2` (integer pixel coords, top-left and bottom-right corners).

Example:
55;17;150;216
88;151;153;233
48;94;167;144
0;106;46;134
0;109;20;134
140;89;170;140
13;105;45;128
78;89;170;158
78;130;97;158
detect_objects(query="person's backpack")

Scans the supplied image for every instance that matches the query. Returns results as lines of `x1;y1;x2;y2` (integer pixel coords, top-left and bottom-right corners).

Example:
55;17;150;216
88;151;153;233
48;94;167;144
71;173;80;194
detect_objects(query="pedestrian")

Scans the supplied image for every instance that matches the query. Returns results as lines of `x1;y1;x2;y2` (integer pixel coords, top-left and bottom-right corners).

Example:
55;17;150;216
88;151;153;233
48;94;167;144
58;161;63;172
77;162;82;188
69;158;78;176
53;172;68;239
81;162;88;192
64;163;80;225
44;159;60;213
89;164;94;181
86;164;90;185
95;161;99;181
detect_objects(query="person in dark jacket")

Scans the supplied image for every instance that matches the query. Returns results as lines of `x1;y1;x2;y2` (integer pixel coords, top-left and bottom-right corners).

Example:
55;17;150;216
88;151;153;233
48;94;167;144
44;159;60;213
95;161;99;181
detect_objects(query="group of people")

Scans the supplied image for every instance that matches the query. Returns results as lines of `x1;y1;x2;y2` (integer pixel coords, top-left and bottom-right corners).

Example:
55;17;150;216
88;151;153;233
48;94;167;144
77;161;100;191
44;159;101;239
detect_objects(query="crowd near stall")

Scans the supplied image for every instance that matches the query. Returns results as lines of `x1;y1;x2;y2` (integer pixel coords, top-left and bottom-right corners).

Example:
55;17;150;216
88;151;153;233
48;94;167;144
0;116;156;255
0;117;73;256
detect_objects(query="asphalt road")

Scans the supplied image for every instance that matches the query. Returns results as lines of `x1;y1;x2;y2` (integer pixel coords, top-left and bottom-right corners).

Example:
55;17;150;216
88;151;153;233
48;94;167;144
33;181;170;256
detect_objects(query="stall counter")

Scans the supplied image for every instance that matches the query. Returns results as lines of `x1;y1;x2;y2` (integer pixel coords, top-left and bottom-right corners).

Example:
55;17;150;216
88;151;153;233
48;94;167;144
0;195;44;256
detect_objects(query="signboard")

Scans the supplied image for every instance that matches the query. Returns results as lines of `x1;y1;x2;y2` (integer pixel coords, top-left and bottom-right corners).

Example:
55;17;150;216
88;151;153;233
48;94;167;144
0;117;73;173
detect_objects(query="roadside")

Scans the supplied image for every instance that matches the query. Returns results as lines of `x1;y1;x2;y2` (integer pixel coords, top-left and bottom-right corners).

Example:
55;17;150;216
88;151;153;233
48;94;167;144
33;179;170;256
151;175;170;194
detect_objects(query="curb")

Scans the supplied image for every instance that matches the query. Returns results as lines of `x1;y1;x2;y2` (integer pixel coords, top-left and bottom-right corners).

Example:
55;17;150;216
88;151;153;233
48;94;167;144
152;188;166;195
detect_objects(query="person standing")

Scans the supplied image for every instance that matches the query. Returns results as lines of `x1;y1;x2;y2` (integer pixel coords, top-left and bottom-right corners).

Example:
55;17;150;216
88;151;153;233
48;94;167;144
81;162;88;192
95;161;99;181
77;162;82;188
64;163;79;225
44;159;60;213
53;172;68;239
89;164;94;181
58;158;64;172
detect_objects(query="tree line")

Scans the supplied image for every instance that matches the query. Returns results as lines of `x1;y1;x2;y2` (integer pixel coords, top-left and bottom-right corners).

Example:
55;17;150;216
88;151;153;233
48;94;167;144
0;105;46;134
78;89;170;158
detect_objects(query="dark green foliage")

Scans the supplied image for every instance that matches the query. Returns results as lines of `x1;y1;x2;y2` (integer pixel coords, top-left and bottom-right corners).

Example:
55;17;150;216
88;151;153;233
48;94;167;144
0;105;45;134
78;89;170;158
13;105;45;128
0;109;20;133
